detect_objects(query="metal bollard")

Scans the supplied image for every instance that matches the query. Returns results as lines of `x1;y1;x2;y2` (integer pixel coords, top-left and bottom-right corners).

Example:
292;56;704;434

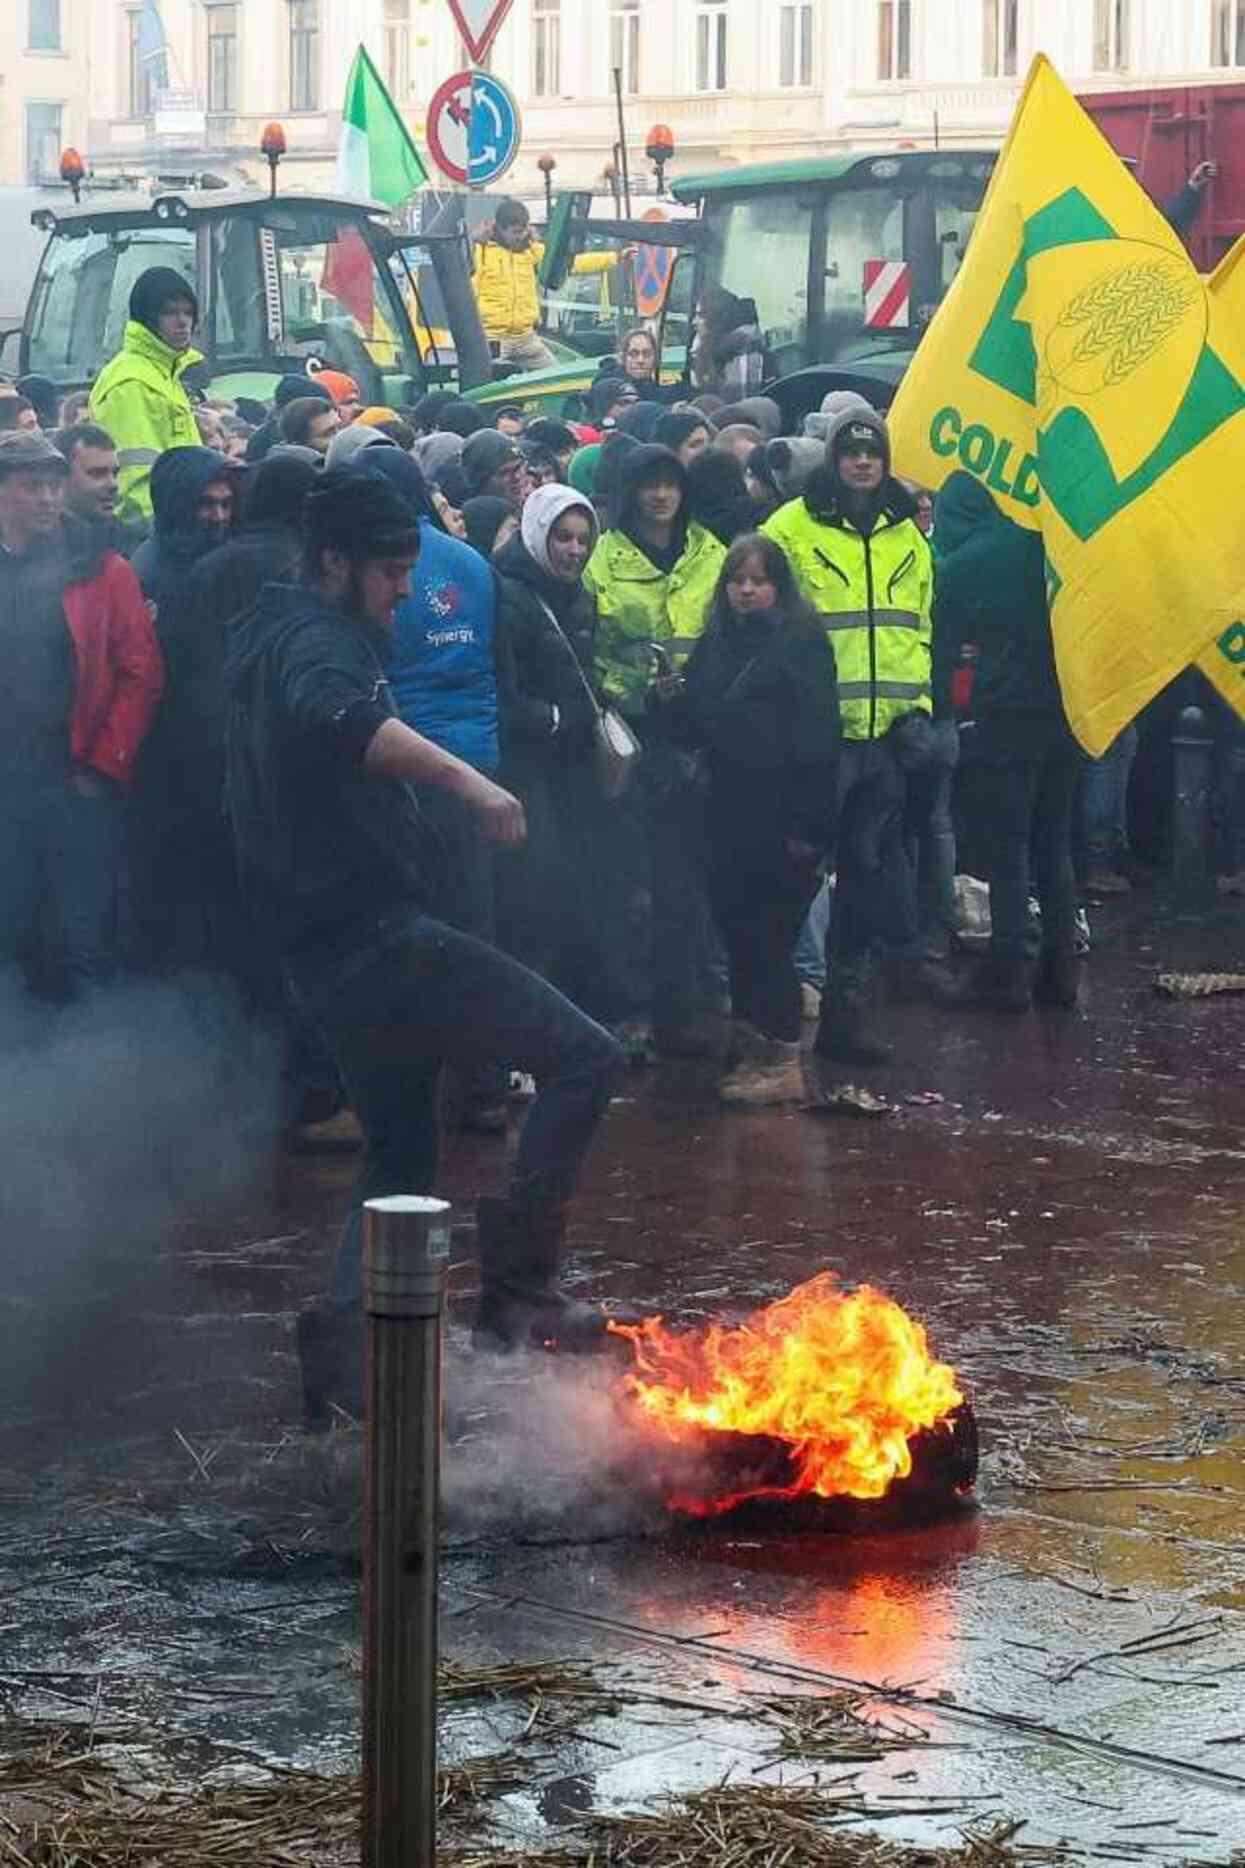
1171;705;1215;908
361;1195;452;1868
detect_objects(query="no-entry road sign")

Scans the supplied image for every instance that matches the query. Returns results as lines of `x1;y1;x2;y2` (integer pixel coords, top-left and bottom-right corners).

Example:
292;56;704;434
444;0;515;65
427;69;522;189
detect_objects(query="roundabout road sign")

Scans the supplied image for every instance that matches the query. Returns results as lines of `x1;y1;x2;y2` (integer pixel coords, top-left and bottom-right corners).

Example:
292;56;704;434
427;69;522;189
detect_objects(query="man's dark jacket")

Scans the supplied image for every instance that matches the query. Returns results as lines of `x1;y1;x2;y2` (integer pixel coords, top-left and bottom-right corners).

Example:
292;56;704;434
225;583;443;954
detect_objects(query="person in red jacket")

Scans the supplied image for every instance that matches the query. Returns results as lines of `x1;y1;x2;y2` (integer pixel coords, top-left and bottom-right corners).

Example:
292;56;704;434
0;431;163;997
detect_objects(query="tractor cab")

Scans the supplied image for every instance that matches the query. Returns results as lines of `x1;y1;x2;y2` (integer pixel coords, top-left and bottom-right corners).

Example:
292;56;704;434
539;149;997;423
20;183;490;404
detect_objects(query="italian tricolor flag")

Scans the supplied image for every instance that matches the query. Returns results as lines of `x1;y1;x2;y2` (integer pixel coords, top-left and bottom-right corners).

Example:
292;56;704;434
336;44;427;208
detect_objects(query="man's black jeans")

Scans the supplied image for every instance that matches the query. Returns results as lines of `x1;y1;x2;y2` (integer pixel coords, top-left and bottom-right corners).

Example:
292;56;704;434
976;732;1080;963
289;908;624;1304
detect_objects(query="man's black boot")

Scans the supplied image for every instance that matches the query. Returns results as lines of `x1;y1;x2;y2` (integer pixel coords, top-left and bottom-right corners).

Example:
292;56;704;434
296;1300;364;1431
472;1196;632;1354
955;953;1033;1014
814;959;894;1068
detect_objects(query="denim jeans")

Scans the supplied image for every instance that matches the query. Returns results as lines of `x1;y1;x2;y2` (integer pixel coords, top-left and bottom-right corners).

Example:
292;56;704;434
0;773;126;995
904;719;959;962
793;877;832;990
289;907;623;1303
1082;723;1138;865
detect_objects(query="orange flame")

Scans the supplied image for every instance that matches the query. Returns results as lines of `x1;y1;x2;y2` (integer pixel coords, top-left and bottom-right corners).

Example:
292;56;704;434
611;1273;963;1506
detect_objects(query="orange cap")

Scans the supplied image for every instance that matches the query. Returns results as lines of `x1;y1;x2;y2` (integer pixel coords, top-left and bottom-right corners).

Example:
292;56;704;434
313;369;360;405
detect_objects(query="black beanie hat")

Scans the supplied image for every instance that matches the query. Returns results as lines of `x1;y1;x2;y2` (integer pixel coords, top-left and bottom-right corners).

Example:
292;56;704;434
275;373;333;410
129;267;199;334
303;468;422;564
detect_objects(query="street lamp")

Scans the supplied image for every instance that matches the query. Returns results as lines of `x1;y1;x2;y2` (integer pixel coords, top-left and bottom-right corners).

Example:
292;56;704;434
646;123;675;197
537;152;557;219
59;147;86;205
260;121;287;199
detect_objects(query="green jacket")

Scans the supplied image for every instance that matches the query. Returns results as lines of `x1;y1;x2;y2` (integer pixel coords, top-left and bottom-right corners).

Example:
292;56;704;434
89;321;203;524
585;522;725;716
763;487;933;741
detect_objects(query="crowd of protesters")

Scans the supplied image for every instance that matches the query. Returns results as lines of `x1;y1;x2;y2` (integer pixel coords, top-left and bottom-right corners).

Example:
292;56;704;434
3;259;1242;1390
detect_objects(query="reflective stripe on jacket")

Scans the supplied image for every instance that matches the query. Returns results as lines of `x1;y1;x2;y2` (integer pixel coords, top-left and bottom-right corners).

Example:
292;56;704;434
763;495;933;741
585;522;725;716
89;322;203;525
472;240;616;340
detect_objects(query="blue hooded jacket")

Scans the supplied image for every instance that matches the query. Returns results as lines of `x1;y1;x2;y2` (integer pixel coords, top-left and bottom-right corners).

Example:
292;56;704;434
369;447;500;776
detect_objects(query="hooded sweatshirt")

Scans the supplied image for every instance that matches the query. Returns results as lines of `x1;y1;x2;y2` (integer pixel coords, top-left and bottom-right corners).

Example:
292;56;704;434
89;269;204;525
461;496;515;560
414;431;465;488
225;582;442;954
585;444;726;717
494;485;601;777
685;449;757;546
130;447;242;641
325;425;395;471
932;471;1065;743
152;454;320;827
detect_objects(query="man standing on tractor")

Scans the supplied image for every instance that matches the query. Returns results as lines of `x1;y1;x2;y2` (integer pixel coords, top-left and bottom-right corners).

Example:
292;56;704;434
89;269;203;526
472;199;616;374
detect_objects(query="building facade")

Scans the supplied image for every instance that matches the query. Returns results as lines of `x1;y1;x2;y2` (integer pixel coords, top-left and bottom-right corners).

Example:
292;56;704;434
1;0;93;188
3;1;1245;192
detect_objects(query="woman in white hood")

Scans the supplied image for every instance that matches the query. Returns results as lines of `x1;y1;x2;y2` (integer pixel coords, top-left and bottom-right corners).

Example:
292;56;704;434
494;484;616;1013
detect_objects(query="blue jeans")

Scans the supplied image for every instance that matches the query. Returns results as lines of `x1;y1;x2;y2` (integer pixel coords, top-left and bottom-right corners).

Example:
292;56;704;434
0;772;126;995
794;878;832;990
288;907;623;1303
1082;724;1138;865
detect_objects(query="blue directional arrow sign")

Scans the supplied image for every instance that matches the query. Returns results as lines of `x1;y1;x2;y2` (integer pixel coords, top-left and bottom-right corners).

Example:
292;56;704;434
468;71;521;188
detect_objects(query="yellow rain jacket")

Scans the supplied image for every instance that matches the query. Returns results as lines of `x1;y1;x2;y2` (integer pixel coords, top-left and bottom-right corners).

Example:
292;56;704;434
763;490;933;741
89;321;203;524
472;238;616;340
586;522;726;717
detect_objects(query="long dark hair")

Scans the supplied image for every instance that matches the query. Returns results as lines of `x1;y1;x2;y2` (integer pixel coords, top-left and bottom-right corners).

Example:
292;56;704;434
707;533;816;634
620;323;658;378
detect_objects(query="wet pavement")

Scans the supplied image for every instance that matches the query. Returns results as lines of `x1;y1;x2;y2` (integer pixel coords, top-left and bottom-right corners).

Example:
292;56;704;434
2;897;1244;1863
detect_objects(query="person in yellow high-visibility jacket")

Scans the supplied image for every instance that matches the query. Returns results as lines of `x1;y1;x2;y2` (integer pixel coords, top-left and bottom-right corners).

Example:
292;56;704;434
473;199;616;373
763;405;933;1072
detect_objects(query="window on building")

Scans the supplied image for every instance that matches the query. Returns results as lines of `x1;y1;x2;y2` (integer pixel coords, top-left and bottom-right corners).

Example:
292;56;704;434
983;0;1018;76
289;0;320;111
26;102;63;182
877;0;912;80
696;3;729;91
206;4;239;114
28;0;61;52
1210;0;1245;65
127;10;155;117
780;2;814;86
533;0;561;97
384;0;412;98
1093;0;1132;69
610;0;640;94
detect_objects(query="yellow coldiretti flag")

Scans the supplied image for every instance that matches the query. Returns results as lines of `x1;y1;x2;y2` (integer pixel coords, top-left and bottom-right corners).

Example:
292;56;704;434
1195;236;1245;721
889;55;1245;756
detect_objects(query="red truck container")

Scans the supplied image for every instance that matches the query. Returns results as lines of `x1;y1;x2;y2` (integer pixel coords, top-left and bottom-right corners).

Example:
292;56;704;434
1079;82;1245;271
